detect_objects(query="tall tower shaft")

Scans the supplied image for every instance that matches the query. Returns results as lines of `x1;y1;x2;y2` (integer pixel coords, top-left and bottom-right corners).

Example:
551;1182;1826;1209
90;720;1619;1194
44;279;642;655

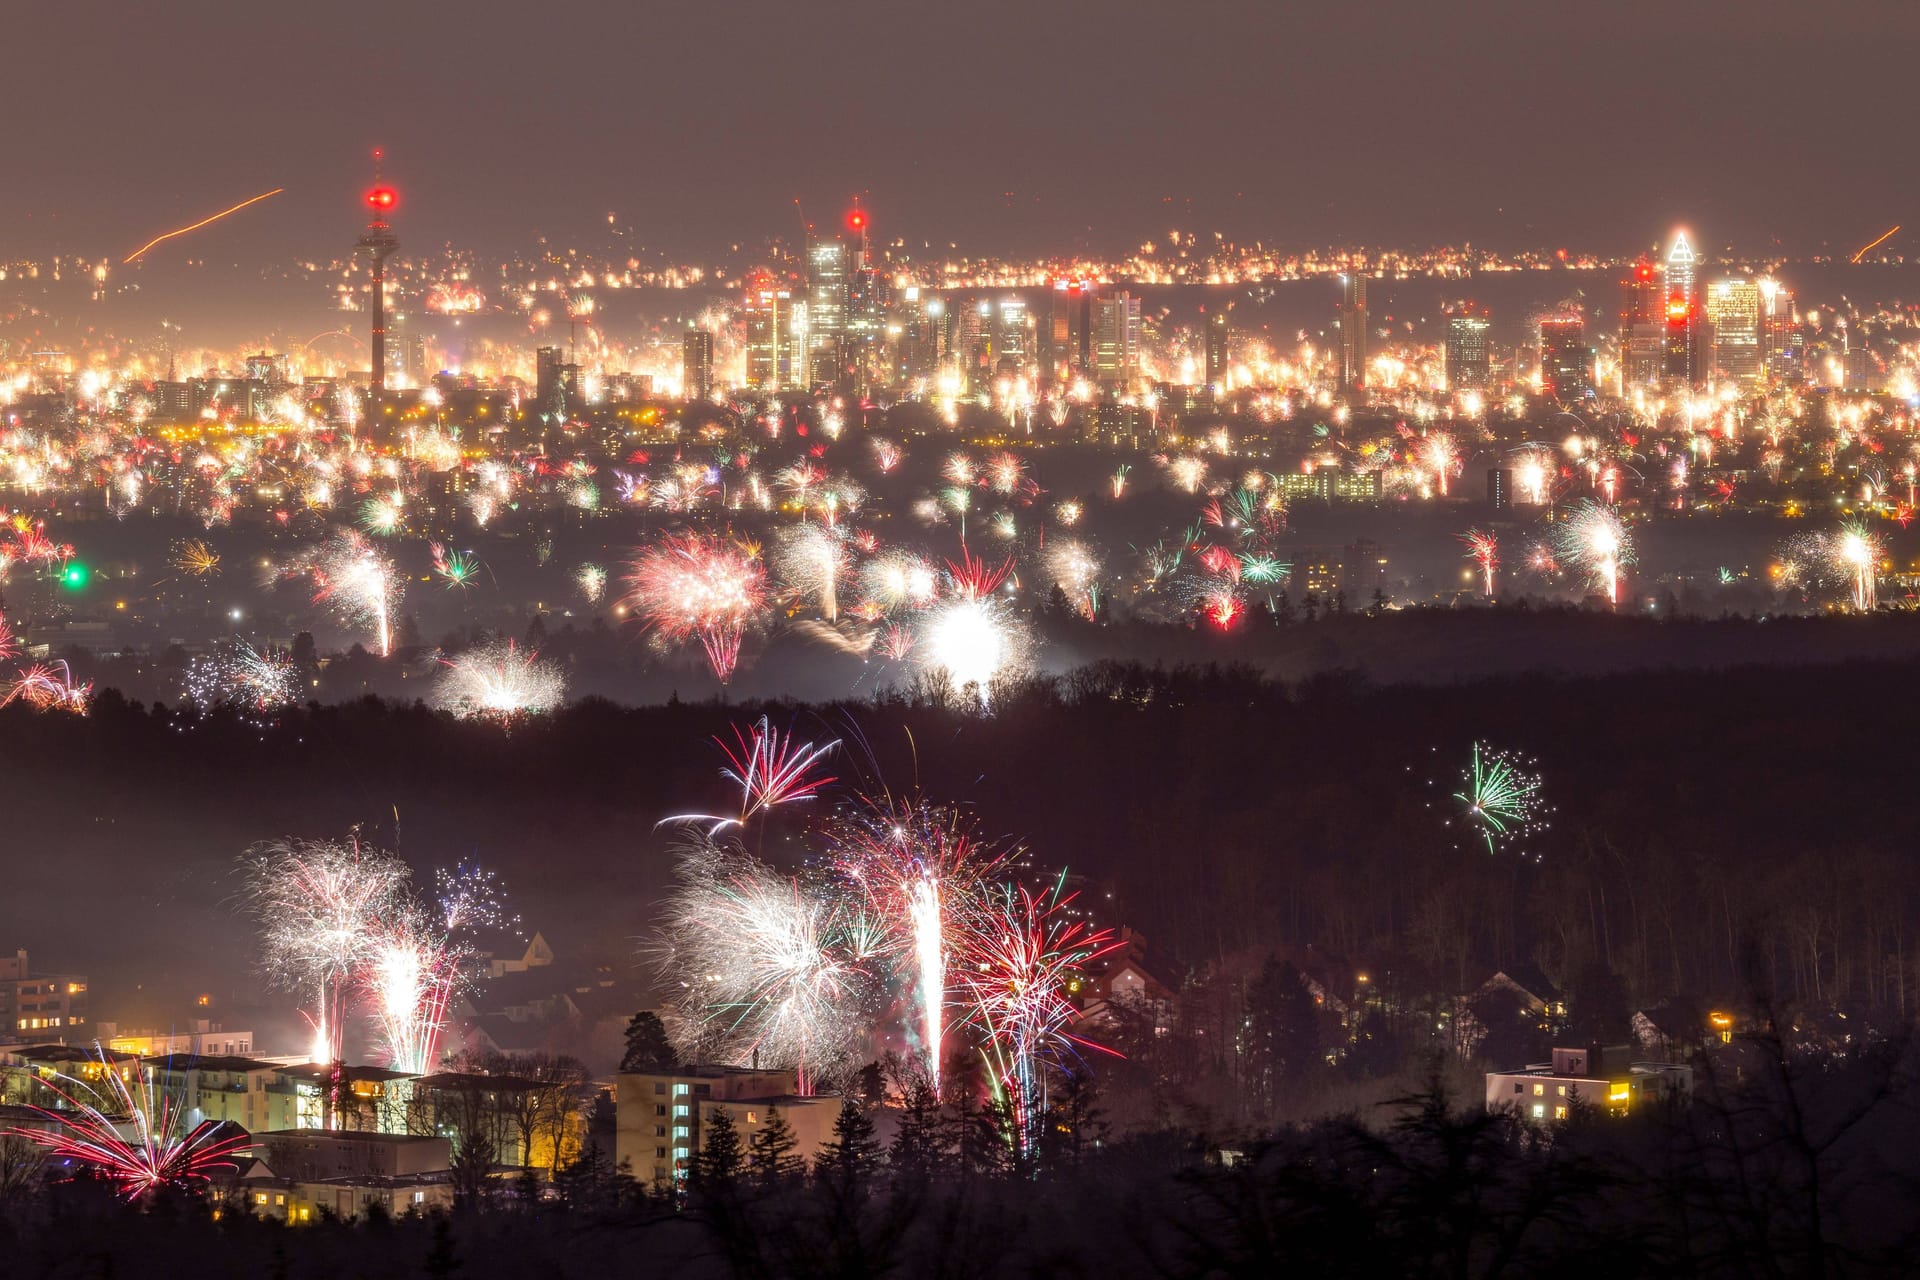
357;156;399;396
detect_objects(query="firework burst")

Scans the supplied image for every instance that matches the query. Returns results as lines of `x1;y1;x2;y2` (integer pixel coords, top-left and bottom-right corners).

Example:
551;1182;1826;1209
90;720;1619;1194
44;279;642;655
627;532;767;683
1556;500;1634;606
9;1052;249;1199
1450;742;1551;858
434;640;566;721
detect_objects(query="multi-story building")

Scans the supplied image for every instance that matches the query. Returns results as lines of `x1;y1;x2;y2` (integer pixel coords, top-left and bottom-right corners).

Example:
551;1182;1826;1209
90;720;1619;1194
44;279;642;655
1090;292;1141;389
140;1054;287;1131
744;288;798;391
240;1130;455;1223
616;1064;840;1188
1204;309;1232;398
992;298;1031;377
1486;1045;1692;1125
1618;258;1665;389
1759;278;1801;381
101;1021;255;1059
1045;280;1092;385
681;329;713;401
1445;313;1491;393
0;949;87;1038
1338;272;1368;394
534;346;581;419
1539;317;1595;404
1663;231;1700;386
1706;278;1764;388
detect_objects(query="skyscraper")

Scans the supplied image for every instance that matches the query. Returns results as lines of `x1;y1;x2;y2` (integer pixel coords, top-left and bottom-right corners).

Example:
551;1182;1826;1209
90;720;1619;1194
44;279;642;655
682;329;714;401
535;346;581;417
744;288;796;391
1619;258;1665;389
1338;273;1368;394
1204;309;1231;397
1091;292;1141;388
1705;278;1763;387
356;168;399;397
1045;281;1091;385
992;298;1031;375
1663;231;1699;386
1445;313;1491;393
1759;279;1801;381
1539;317;1594;404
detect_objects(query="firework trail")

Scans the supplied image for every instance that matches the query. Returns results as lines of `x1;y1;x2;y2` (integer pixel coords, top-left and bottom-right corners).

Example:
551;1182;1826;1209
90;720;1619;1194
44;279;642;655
8;1051;249;1198
1110;464;1130;499
430;542;480;589
368;862;512;1074
2;661;91;713
173;539;221;578
123;187;284;263
0;612;16;661
183;641;299;713
662;716;840;834
653;837;873;1093
826;799;1013;1092
1462;528;1498;597
1044;538;1102;619
576;563;608;604
296;528;402;656
1835;521;1883;610
1420;431;1461;497
1450;742;1551;858
956;879;1120;1153
243;839;412;1065
434;640;566;721
627;531;767;683
775;522;852;622
1556;500;1634;606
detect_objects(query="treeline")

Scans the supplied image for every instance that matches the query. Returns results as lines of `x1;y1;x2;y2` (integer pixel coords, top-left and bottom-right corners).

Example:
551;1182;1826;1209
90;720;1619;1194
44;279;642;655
5;1031;1920;1277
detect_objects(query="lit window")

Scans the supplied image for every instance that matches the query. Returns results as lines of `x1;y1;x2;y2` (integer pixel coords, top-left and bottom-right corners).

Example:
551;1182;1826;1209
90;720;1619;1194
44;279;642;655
746;1111;757;1123
1532;1083;1544;1096
1555;1086;1565;1097
1554;1106;1567;1121
1531;1104;1545;1119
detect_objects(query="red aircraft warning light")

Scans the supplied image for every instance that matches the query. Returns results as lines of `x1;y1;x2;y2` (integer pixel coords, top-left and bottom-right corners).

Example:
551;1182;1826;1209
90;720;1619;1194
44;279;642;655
366;186;398;213
847;208;866;233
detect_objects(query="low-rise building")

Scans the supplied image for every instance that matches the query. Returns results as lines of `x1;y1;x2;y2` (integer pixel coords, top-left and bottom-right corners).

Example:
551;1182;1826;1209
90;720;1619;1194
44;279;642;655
236;1130;455;1222
0;950;88;1038
1485;1045;1692;1124
615;1065;840;1188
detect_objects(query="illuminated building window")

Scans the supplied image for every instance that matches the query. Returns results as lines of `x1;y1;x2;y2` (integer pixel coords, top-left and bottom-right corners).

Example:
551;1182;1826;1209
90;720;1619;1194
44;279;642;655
1532;1083;1545;1096
1531;1104;1545;1119
1554;1106;1568;1121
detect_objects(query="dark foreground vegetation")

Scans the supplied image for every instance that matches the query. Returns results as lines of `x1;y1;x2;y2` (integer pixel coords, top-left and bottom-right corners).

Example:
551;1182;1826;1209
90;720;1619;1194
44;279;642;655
5;1031;1920;1278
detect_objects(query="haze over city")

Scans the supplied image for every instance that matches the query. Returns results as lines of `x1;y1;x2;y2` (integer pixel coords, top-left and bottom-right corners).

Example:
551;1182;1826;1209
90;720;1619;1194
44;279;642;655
2;4;1919;1277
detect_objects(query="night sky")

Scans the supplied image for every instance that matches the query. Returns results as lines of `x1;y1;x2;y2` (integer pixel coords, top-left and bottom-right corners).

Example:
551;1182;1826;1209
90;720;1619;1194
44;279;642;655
9;0;1917;261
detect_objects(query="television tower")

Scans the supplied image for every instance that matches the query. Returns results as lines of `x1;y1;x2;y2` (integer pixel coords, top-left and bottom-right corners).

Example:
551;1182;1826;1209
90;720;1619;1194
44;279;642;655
357;151;399;395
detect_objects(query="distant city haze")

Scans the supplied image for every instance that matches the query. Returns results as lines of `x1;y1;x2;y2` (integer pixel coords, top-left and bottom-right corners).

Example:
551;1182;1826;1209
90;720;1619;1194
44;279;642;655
8;0;1917;260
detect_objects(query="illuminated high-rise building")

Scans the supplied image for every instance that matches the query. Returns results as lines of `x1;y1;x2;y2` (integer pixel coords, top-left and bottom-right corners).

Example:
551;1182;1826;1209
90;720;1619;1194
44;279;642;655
682;329;714;401
1619;258;1664;389
1445;313;1491;393
1204;309;1231;396
1705;278;1763;387
1663;231;1699;386
744;288;797;390
1539;316;1594;404
992;297;1031;375
1090;291;1141;388
1338;273;1367;393
535;346;581;418
1759;279;1801;381
1044;280;1091;385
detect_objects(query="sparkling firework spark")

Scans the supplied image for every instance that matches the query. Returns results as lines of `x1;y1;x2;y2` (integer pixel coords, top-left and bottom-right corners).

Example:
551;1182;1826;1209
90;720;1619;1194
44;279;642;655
9;1052;249;1198
1555;500;1634;606
1450;742;1551;858
627;532;767;683
918;596;1030;704
172;539;221;578
1835;520;1883;610
576;562;608;604
663;716;840;833
243;839;412;1064
183;641;300;714
774;522;852;622
298;528;402;656
434;640;567;721
1461;528;1498;597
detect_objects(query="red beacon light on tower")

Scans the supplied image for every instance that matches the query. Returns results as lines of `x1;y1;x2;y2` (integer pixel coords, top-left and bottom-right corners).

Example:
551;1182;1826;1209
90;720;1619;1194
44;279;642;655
846;207;866;234
366;186;397;215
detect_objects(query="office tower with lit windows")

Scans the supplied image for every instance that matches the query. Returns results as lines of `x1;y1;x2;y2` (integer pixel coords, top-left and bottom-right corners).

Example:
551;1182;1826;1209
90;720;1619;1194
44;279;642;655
992;298;1031;376
1705;278;1763;387
1663;231;1699;386
1204;309;1231;397
744;288;797;390
1338;272;1368;393
1445;313;1491;393
1540;317;1595;404
1091;292;1141;389
1045;281;1091;385
535;345;581;418
1759;279;1802;381
1619;258;1665;389
682;330;713;401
